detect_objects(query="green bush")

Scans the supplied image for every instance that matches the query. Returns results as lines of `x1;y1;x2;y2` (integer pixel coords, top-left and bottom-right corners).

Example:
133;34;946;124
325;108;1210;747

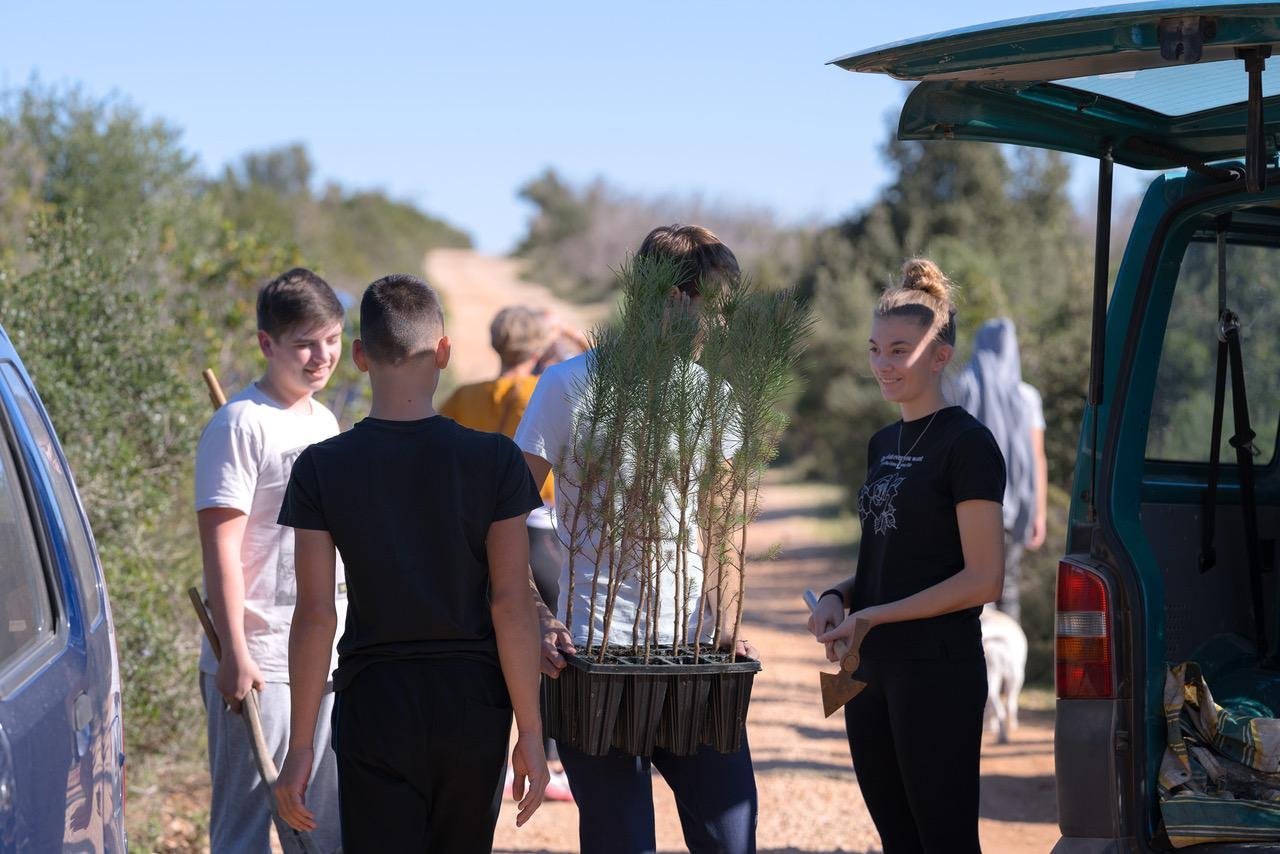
0;212;205;751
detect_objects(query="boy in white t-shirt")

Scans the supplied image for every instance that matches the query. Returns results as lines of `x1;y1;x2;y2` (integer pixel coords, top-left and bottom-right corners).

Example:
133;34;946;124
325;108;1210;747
194;267;346;853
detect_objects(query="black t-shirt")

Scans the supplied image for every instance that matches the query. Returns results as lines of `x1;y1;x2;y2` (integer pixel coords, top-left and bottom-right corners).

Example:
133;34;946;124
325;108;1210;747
851;406;1005;660
277;415;543;690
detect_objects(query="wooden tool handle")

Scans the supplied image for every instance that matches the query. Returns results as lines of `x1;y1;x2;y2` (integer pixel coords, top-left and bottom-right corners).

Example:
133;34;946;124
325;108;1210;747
187;587;279;786
840;617;872;674
202;368;228;409
803;589;851;659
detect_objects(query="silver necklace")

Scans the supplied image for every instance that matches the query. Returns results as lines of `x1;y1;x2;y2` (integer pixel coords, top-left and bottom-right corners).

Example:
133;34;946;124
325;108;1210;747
897;408;940;458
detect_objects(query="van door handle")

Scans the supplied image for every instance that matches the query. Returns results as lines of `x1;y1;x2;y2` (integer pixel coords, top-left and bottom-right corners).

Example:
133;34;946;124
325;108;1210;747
73;692;92;759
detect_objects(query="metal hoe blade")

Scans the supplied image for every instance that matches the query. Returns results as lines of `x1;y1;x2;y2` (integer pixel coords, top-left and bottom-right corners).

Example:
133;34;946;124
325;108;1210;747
804;590;871;717
821;670;866;718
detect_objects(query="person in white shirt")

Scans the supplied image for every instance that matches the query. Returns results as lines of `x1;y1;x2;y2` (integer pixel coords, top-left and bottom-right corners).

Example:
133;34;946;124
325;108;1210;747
194;268;347;853
516;225;759;854
949;318;1050;622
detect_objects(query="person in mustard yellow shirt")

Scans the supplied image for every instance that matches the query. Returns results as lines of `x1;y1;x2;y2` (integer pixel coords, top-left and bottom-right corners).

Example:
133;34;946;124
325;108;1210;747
440;305;556;513
440;306;573;801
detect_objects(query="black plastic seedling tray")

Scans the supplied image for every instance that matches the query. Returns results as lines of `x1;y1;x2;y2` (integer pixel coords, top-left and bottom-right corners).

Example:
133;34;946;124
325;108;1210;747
542;646;762;757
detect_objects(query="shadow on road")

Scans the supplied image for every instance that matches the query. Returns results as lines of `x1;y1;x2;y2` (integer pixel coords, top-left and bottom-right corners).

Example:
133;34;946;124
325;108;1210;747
980;773;1058;823
788;724;848;741
752;757;855;776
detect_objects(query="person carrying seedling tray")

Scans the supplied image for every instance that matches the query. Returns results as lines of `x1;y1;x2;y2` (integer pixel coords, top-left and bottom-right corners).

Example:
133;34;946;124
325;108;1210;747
517;225;762;854
194;268;346;853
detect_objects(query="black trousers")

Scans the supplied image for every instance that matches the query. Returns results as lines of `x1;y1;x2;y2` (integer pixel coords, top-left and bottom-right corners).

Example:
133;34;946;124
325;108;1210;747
331;658;512;853
844;653;987;853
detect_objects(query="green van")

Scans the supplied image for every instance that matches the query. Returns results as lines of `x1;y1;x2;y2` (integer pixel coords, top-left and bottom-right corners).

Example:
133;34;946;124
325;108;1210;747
837;2;1280;850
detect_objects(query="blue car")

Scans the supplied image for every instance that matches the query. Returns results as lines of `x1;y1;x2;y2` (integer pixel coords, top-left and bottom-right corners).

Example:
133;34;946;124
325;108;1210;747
0;324;125;850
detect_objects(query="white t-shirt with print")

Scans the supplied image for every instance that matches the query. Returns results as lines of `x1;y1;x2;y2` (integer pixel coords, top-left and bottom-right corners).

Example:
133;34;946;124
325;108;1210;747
194;383;347;682
515;352;728;649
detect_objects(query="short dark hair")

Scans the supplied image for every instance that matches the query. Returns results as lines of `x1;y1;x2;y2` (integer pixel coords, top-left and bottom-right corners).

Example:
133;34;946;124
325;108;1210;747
636;224;740;297
257;268;344;338
359;274;445;365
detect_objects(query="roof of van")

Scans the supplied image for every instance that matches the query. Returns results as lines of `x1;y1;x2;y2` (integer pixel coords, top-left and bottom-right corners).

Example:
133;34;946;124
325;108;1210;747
832;1;1280;169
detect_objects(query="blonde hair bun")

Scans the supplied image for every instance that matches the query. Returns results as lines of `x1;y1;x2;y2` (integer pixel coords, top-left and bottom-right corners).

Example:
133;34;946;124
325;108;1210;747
876;257;957;346
899;258;952;303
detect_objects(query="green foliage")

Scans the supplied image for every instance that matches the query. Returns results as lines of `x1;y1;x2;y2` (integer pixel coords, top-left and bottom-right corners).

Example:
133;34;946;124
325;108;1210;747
515;168;810;303
0;212;205;751
9;85;195;266
563;257;811;658
215;144;472;294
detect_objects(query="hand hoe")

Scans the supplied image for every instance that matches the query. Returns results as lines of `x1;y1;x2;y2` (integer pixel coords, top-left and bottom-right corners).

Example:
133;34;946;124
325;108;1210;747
803;589;870;717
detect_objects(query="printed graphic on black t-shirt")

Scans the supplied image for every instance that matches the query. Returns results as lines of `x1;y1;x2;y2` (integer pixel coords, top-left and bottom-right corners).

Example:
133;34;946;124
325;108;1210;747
858;451;921;535
850;407;1005;660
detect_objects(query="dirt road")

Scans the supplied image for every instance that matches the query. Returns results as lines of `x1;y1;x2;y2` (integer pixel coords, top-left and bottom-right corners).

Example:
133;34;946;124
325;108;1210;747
425;250;1061;854
423;249;610;385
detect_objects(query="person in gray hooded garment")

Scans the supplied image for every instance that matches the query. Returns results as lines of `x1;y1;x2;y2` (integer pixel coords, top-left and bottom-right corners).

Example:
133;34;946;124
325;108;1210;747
948;317;1048;621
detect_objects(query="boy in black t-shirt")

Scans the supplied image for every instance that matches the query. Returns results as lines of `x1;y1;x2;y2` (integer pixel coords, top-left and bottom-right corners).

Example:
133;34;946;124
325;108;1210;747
272;274;548;852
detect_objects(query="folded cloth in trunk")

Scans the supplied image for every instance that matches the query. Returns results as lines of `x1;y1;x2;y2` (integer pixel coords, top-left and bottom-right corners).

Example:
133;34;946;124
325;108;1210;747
1159;661;1280;847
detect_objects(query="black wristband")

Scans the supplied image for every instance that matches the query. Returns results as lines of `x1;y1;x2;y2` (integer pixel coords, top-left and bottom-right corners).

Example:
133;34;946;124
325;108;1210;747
819;588;846;609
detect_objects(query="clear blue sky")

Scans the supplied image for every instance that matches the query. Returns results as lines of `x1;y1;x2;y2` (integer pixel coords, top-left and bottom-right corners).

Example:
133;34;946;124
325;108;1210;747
1;1;1142;253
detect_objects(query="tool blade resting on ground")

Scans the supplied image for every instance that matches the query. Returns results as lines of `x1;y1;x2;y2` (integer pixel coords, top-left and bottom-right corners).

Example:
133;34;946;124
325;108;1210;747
803;589;870;717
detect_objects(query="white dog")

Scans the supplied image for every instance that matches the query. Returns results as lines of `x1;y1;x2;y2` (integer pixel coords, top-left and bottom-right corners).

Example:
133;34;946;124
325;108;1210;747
980;604;1027;744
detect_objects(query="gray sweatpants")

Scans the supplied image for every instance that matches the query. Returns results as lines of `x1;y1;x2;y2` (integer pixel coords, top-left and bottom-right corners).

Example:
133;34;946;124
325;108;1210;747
201;673;341;853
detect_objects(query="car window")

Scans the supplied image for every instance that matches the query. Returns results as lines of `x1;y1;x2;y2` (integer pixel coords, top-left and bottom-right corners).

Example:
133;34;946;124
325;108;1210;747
1147;233;1280;465
0;364;101;626
0;413;55;669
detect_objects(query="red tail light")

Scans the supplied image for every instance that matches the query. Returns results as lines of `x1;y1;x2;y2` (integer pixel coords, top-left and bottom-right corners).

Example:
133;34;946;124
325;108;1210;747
1056;560;1114;699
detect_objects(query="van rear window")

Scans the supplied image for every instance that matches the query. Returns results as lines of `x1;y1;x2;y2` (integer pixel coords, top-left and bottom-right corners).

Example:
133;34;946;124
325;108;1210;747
1147;233;1280;466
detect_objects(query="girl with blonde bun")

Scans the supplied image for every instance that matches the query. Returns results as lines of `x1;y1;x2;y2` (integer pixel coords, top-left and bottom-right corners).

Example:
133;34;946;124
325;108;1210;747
807;258;1006;852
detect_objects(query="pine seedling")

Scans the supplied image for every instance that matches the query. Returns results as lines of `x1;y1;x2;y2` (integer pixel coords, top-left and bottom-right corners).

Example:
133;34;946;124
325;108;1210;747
562;255;811;664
